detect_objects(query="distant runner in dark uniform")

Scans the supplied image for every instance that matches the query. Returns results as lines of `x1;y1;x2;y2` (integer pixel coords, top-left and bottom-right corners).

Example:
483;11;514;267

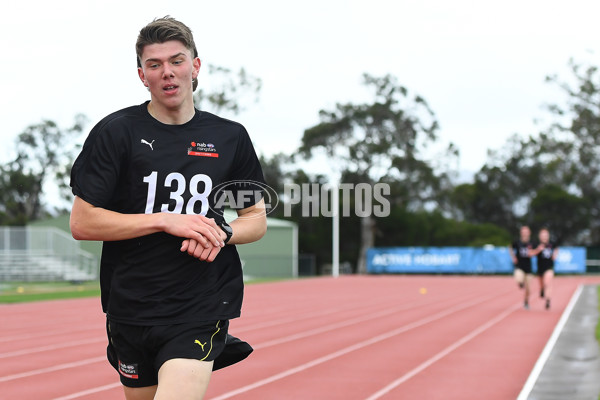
509;226;534;309
532;228;558;310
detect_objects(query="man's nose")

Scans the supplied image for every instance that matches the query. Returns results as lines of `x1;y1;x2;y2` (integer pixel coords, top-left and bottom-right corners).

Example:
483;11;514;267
162;63;175;78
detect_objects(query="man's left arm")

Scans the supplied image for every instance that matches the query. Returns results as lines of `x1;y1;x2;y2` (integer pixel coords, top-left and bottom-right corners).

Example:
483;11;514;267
228;199;267;245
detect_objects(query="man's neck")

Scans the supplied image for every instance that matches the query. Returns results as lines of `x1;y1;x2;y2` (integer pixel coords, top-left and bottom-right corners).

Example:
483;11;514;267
147;100;195;125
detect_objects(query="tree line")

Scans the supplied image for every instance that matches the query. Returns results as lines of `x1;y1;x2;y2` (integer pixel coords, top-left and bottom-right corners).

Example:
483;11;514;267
2;59;598;273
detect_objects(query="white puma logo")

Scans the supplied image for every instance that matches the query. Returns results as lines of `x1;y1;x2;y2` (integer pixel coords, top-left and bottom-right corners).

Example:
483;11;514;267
141;139;155;150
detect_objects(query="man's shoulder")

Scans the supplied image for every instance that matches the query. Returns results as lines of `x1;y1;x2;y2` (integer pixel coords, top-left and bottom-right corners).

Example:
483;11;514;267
197;109;246;131
95;104;144;131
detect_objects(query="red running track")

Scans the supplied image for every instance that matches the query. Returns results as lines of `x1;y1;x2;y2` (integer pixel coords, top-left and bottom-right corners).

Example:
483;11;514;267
1;275;599;399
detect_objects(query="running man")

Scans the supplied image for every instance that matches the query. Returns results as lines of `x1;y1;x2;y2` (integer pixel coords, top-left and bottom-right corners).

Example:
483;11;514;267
70;17;266;399
509;226;534;309
532;228;558;310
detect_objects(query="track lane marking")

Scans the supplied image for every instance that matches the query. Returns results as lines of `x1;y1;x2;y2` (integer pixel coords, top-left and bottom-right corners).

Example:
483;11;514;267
0;337;105;359
51;382;122;400
232;293;457;333
252;292;487;350
364;303;521;400
516;284;583;400
0;356;105;383
207;292;508;400
253;298;440;350
235;289;497;335
0;326;98;343
0;292;493;385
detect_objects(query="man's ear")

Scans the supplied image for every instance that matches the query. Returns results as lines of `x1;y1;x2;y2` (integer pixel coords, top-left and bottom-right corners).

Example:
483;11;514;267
192;57;201;80
138;67;148;87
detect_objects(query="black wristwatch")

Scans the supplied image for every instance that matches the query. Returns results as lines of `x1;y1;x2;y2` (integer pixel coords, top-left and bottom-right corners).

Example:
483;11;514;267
218;221;233;244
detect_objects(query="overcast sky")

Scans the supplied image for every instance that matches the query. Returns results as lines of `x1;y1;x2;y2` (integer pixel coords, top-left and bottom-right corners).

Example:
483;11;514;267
2;0;599;177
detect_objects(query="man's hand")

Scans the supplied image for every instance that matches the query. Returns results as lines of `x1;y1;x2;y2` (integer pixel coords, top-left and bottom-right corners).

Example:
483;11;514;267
181;228;227;262
161;214;224;249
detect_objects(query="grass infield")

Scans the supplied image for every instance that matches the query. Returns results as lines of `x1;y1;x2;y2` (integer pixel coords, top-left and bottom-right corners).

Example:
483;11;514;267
0;281;102;303
0;278;286;304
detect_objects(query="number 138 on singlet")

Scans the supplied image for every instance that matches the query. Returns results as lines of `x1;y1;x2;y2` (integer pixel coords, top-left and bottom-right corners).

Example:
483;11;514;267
143;171;212;215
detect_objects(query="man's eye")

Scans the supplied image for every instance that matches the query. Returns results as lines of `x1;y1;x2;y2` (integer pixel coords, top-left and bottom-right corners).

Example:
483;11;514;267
148;64;159;69
172;60;183;65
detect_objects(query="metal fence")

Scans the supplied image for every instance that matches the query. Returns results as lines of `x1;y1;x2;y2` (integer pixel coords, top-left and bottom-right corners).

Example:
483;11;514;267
0;226;97;282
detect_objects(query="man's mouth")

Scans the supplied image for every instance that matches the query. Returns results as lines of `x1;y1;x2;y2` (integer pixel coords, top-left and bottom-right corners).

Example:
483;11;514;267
163;84;178;91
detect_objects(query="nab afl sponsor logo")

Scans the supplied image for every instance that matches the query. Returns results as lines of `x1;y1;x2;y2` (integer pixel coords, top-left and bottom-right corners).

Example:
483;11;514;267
209;180;279;218
118;360;139;379
188;141;219;158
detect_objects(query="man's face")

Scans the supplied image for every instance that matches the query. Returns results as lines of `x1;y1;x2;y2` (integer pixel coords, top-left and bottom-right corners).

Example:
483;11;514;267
520;227;531;241
137;40;200;111
539;230;550;243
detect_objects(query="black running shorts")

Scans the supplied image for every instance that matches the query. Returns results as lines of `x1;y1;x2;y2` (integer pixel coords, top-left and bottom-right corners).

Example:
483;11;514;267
515;264;532;275
537;264;554;277
106;319;252;387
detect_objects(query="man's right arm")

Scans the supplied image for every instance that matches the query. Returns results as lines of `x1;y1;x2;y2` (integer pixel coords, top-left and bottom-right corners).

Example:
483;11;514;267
529;244;543;257
508;244;517;264
70;196;224;248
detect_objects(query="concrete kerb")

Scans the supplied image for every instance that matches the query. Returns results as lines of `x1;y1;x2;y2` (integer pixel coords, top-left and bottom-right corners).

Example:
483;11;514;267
517;284;600;400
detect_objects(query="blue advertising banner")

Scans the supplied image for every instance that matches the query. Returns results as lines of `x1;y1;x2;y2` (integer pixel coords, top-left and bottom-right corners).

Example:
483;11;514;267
552;247;587;273
367;247;586;274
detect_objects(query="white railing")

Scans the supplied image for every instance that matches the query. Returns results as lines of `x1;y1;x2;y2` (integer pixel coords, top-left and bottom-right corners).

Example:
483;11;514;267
0;226;97;282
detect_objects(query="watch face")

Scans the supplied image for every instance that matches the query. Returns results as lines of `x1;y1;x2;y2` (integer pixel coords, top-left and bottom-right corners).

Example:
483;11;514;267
221;222;232;234
220;222;233;244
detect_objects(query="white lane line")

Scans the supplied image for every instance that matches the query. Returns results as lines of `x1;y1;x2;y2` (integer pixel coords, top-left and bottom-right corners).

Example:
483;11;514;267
253;297;444;350
364;303;520;400
0;337;105;359
45;305;414;400
234;295;434;333
0;356;105;383
234;305;369;333
208;293;502;400
0;293;484;388
0;325;97;343
51;382;122;400
251;291;509;351
516;284;583;400
236;289;493;335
